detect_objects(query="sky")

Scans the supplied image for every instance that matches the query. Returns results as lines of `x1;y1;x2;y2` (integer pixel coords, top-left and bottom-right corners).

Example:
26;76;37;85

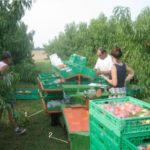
22;0;150;48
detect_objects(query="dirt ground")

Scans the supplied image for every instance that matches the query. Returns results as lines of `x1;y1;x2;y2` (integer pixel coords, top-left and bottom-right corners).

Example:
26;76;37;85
32;50;48;61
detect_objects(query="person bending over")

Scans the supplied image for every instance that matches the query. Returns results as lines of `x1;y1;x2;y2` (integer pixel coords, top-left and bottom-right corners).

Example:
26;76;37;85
0;51;26;135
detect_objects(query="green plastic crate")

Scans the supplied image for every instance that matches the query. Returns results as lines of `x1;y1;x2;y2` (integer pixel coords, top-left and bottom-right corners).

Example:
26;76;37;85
90;114;120;149
38;73;51;76
47;105;60;111
40;76;59;82
44;92;68;111
90;144;97;150
42;78;61;85
122;134;150;150
90;131;119;150
68;53;87;66
47;100;70;111
90;133;108;150
43;91;64;102
69;132;89;150
90;115;122;146
62;84;92;97
70;97;85;105
38;73;57;80
62;78;78;85
78;65;96;79
51;64;79;79
47;101;69;111
42;81;62;90
62;84;109;98
126;85;141;97
16;89;39;100
38;73;52;78
80;77;94;84
94;76;109;86
89;97;150;135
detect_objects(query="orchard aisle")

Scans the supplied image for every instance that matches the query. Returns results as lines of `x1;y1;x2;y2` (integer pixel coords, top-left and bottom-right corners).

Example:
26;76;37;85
32;50;48;62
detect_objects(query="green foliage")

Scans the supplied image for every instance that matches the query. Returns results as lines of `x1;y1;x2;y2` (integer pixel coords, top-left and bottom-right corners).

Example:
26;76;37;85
13;111;28;127
0;0;34;64
44;6;150;97
5;22;34;64
0;71;19;113
0;95;6;111
14;62;40;83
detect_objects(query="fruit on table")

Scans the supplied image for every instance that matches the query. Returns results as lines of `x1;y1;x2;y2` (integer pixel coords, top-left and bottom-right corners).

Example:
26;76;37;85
17;90;23;94
138;146;146;150
138;144;150;150
147;145;150;150
100;102;150;119
17;90;32;94
24;90;32;94
142;120;150;124
58;64;66;68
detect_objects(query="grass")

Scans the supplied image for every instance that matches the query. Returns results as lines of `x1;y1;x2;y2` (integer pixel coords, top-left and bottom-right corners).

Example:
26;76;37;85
0;100;69;150
35;60;51;73
0;61;70;150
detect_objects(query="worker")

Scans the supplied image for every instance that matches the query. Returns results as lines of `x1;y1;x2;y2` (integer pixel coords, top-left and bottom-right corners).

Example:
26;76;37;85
0;51;26;135
94;47;113;79
105;47;134;97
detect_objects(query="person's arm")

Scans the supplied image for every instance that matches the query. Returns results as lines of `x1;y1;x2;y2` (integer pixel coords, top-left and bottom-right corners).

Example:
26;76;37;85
105;65;117;86
125;65;134;83
94;59;98;70
96;70;111;76
0;65;9;74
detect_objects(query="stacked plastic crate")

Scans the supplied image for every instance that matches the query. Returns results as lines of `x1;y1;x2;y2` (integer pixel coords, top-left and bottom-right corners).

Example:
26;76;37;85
37;73;64;113
122;132;150;150
89;96;150;150
52;53;98;83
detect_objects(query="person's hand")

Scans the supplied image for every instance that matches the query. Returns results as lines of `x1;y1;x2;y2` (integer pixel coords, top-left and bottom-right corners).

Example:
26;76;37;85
100;75;108;81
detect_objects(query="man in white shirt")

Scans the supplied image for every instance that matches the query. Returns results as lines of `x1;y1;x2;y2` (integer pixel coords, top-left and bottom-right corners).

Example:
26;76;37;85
94;48;113;79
